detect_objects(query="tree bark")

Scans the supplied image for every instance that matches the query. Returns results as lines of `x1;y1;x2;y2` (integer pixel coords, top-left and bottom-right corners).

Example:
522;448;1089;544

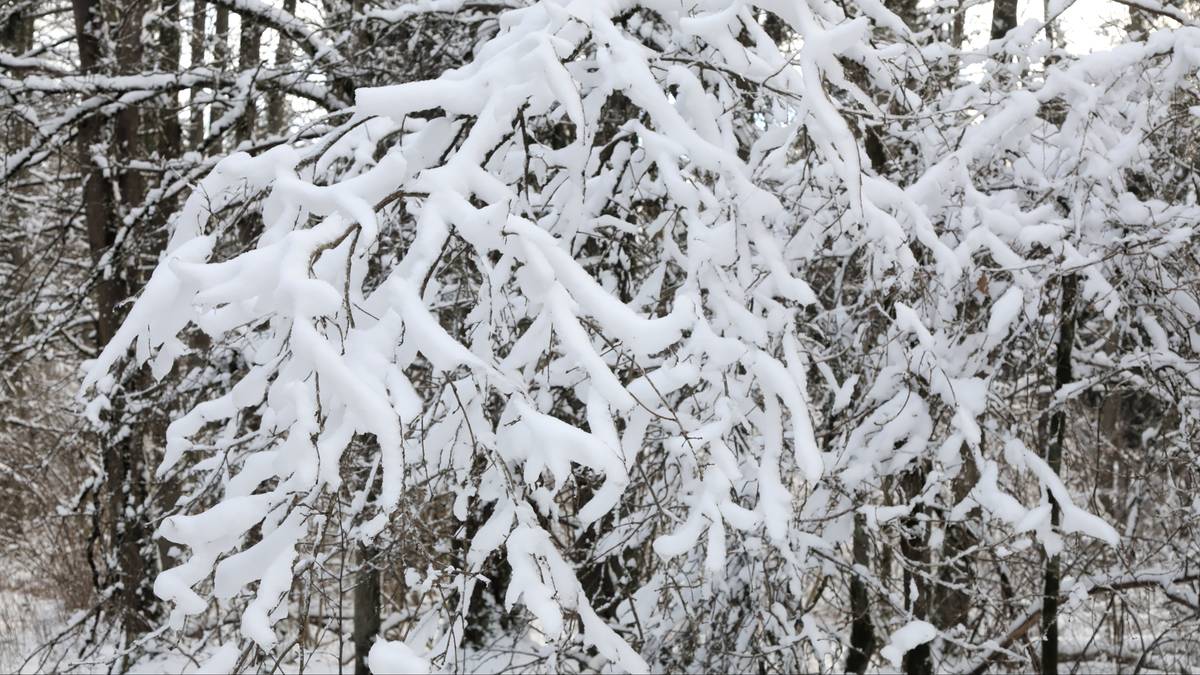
72;0;157;647
156;0;182;158
1;3;33;55
353;545;382;675
991;0;1019;40
266;0;297;135
0;0;35;383
211;4;230;150
845;511;876;674
900;463;932;675
189;0;207;148
951;1;965;49
2;4;33;154
236;11;261;144
1041;273;1078;675
113;0;155;644
72;0;115;343
935;442;980;633
214;5;229;66
326;0;361;100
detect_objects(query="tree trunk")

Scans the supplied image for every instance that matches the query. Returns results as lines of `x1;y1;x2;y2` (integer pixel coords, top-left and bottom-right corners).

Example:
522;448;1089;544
211;5;230;151
1127;4;1150;39
1;4;33;55
326;0;361;100
214;5;230;69
113;0;148;205
156;0;182;158
0;0;35;387
935;442;980;634
900;462;932;675
1041;273;1078;675
951;1;965;50
991;0;1018;40
236;12;261;144
845;511;875;674
149;0;185;574
267;0;297;135
71;0;114;340
189;0;207;148
353;545;382;675
1042;0;1057;46
73;0;157;647
2;5;33;155
114;0;155;644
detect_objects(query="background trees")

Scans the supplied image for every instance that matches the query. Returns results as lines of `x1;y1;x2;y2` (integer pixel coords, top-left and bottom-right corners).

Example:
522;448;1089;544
2;1;1200;673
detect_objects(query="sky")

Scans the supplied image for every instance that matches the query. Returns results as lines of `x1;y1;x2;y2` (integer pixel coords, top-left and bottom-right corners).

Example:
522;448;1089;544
963;0;1133;53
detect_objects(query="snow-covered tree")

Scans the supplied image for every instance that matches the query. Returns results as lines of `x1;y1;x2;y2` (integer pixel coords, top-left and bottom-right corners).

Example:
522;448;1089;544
8;0;1200;672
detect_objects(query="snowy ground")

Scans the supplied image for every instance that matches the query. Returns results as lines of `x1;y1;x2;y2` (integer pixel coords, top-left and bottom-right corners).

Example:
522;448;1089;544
0;584;68;673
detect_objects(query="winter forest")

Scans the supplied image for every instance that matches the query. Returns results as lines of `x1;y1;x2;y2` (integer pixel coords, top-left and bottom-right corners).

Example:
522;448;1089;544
3;0;1200;672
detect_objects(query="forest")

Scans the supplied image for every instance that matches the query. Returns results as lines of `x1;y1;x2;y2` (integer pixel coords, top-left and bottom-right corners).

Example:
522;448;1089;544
1;0;1199;672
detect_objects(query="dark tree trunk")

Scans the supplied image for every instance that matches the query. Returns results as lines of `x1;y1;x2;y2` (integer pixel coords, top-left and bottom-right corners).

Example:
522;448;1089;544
113;0;155;642
991;0;1019;40
149;0;184;573
951;2;965;49
0;0;35;381
326;0;361;100
72;0;158;647
214;5;229;67
900;462;932;675
1041;273;1078;675
935;442;980;633
2;3;34;150
189;0;207;148
1;4;33;54
353;545;382;675
1042;0;1057;46
266;0;297;135
211;5;230;151
845;511;876;674
72;0;114;341
236;12;262;143
156;0;182;158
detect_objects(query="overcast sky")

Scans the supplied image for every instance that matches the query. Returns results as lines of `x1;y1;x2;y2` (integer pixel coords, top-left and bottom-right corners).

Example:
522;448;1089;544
963;0;1132;53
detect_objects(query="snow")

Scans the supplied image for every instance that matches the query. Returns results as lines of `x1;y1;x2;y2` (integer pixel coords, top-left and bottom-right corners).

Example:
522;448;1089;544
1022;448;1121;547
0;587;66;675
196;643;239;674
367;640;429;675
880;620;938;669
47;0;1200;672
985;285;1025;350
